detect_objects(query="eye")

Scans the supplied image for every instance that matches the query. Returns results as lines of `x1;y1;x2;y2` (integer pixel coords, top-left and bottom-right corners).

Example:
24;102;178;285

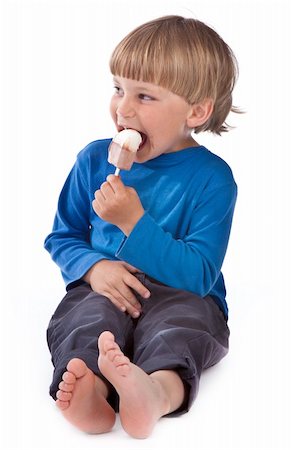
139;93;155;101
113;85;123;96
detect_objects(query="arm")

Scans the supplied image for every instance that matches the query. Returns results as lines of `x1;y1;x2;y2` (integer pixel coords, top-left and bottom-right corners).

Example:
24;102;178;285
93;175;237;297
44;154;106;286
44;150;150;317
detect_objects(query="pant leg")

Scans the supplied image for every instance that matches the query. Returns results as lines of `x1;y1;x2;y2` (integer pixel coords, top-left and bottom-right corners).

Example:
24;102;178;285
46;283;133;403
132;275;230;416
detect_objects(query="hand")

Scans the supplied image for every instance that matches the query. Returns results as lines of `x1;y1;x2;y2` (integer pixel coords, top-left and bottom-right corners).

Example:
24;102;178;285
83;260;151;318
92;175;145;235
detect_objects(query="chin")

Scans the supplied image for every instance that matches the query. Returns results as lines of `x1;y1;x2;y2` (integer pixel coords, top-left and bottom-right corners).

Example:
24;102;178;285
135;155;146;164
135;147;148;163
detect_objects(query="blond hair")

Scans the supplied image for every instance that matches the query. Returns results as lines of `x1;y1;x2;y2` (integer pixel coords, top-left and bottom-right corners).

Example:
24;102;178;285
110;15;240;135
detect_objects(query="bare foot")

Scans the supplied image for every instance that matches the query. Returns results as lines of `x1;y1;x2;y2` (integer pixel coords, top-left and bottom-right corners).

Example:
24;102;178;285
56;358;116;434
98;331;170;439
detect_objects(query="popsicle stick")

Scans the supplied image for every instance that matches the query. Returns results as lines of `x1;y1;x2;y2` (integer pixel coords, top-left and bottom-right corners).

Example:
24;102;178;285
114;167;120;176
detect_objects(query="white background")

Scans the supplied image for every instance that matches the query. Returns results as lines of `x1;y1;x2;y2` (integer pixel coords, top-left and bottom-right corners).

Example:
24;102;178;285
1;0;291;449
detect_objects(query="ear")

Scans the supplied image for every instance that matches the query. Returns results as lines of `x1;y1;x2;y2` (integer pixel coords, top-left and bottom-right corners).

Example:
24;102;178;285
186;98;214;128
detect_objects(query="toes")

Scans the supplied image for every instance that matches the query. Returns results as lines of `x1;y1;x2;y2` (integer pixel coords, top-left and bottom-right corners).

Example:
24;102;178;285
66;358;87;378
98;331;115;355
62;371;76;384
56;399;70;410
98;332;130;369
107;349;123;363
104;341;119;353
59;381;74;392
56;390;72;402
116;364;130;377
102;347;130;372
100;331;115;341
115;355;130;367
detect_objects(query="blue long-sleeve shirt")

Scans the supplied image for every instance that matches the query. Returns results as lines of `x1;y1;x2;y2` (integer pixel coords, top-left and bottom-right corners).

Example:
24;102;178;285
44;138;237;318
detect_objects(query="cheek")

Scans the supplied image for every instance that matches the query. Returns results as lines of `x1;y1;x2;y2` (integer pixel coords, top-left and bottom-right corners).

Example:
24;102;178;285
109;98;117;121
143;115;164;137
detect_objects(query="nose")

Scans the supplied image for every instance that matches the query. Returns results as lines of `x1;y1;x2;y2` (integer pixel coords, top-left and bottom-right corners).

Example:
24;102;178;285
116;95;135;119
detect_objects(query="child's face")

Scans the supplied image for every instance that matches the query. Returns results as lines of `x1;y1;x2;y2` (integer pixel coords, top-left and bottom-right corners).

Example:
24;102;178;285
110;76;196;164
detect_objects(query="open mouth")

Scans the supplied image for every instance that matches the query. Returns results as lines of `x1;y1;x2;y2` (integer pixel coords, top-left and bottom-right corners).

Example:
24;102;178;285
138;132;147;151
117;126;147;151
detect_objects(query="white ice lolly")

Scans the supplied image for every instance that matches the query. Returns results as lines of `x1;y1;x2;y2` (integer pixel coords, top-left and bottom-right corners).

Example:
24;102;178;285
108;129;142;175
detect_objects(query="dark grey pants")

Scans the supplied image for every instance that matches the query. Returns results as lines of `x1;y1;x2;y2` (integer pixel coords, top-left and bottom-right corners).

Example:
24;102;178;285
47;274;229;416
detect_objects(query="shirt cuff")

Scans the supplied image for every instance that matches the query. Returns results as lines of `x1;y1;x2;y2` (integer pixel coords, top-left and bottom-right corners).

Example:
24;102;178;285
115;212;156;265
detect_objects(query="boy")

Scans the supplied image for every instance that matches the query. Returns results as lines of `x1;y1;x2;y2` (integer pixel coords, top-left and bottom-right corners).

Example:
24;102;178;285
45;15;239;439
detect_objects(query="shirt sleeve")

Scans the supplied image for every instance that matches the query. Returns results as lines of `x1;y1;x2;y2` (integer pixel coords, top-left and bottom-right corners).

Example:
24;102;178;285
44;153;107;286
115;182;237;297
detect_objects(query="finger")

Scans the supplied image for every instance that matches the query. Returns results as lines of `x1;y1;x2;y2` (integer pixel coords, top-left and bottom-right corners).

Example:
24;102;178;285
92;199;99;215
117;284;142;311
108;282;143;318
104;284;141;313
94;189;105;202
123;273;151;299
100;181;115;197
92;196;104;215
103;290;127;313
122;262;142;273
106;174;125;193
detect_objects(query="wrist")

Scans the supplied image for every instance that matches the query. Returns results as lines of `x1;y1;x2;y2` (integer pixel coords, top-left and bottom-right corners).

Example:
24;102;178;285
83;260;105;283
119;211;144;236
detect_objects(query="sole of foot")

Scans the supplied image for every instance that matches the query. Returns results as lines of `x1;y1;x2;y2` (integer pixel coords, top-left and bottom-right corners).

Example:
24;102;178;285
56;358;116;434
98;331;170;439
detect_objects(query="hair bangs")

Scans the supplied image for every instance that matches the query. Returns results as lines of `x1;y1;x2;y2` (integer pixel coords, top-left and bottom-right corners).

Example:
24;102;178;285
109;23;189;99
109;16;241;134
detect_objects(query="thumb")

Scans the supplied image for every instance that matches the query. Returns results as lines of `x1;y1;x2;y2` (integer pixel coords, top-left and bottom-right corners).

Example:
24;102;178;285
106;174;125;192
